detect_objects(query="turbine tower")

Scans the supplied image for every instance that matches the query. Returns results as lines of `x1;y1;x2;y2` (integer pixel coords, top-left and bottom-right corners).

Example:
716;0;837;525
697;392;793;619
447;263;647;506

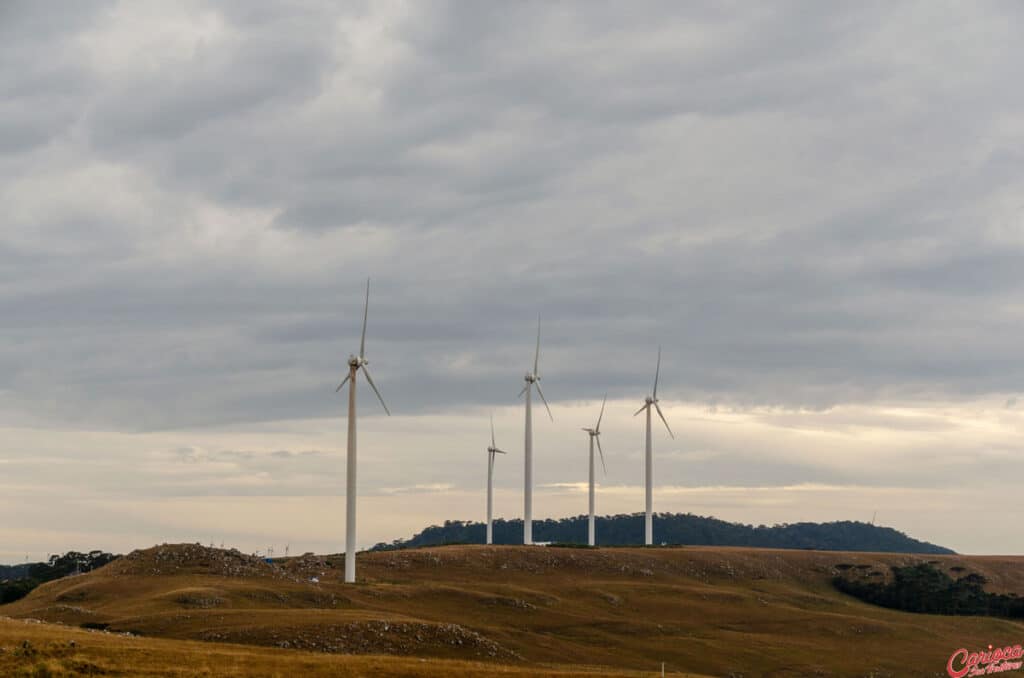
518;317;553;545
336;278;391;583
486;415;508;545
581;395;607;547
634;346;673;545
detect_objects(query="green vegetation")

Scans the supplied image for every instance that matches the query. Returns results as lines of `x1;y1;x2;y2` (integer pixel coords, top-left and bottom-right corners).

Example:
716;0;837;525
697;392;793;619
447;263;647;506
834;562;1024;618
371;514;954;554
0;563;32;580
1;551;117;604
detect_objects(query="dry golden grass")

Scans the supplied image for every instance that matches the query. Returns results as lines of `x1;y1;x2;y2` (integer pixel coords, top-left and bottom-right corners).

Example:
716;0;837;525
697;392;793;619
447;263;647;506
5;544;1024;676
0;616;688;677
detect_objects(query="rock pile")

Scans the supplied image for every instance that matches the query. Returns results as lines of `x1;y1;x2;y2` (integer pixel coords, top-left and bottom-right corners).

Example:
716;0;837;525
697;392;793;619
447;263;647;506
108;543;292;580
173;593;227;609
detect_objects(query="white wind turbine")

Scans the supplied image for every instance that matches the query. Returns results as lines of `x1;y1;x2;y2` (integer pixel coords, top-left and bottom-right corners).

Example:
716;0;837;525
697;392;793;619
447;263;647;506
518;317;553;545
581;395;607;547
485;415;508;545
634;346;674;545
336;278;391;583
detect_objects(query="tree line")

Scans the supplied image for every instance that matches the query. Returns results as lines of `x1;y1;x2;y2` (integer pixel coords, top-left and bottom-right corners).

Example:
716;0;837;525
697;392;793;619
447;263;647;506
834;562;1024;618
1;550;118;604
370;513;954;554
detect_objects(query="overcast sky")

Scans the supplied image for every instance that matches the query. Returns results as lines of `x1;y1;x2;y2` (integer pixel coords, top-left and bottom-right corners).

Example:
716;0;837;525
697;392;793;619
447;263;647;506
3;1;1024;562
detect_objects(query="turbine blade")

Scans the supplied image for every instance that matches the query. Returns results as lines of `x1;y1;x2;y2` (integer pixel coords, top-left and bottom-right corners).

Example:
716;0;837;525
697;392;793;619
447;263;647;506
633;403;648;417
533;315;541;376
595;393;607;432
490;413;496;449
654;400;674;439
517;383;529;398
335;373;351;392
495;448;508;454
359;278;370;360
653;345;661;399
596;436;607;475
362;366;391;416
534;382;554;421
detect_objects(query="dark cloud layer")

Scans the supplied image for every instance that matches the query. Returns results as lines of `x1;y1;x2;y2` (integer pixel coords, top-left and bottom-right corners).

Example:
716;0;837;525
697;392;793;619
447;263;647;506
2;1;1024;433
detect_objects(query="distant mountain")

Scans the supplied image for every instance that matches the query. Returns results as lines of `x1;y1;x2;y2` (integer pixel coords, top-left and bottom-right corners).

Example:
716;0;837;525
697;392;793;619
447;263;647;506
370;513;955;555
1;550;118;604
0;563;33;581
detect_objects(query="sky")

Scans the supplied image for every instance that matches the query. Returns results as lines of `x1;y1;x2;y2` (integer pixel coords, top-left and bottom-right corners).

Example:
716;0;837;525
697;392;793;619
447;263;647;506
2;1;1024;562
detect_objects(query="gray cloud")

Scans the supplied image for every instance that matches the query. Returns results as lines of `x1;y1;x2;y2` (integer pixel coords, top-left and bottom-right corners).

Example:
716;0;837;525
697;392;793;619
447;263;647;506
3;1;1024;429
3;1;1024;555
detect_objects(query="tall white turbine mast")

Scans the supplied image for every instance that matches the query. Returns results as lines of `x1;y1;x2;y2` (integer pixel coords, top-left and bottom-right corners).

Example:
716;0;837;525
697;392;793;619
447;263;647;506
633;346;674;546
518;317;553;545
336;278;391;583
581;395;607;547
485;414;508;545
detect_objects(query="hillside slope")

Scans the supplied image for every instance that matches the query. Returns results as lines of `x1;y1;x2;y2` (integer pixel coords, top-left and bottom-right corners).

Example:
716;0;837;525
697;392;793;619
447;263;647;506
5;543;1023;677
0;616;677;677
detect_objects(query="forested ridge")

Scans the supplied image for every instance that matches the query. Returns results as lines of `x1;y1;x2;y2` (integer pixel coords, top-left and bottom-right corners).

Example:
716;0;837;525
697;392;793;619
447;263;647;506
370;513;954;554
1;551;118;604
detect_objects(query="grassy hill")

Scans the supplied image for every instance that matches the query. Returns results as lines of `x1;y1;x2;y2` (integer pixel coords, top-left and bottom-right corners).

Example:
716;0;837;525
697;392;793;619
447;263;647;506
0;617;668;678
372;514;955;554
4;543;1023;676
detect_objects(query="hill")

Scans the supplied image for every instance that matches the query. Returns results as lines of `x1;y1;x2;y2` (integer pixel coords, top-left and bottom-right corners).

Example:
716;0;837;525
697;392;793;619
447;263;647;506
0;616;664;678
372;514;955;554
1;551;118;604
4;542;1023;676
0;564;32;581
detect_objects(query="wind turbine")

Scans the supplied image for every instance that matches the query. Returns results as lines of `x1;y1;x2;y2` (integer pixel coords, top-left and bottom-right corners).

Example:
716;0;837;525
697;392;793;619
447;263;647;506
336;278;391;583
485;415;508;545
581;395;607;547
518;317;553;545
634;346;673;545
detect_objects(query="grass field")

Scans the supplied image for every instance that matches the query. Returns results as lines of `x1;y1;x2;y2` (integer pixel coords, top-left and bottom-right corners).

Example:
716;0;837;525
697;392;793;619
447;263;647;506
0;616;693;677
4;543;1024;676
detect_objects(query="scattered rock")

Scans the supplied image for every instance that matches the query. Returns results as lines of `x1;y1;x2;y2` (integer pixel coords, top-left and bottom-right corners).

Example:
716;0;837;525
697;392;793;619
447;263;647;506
199;620;520;660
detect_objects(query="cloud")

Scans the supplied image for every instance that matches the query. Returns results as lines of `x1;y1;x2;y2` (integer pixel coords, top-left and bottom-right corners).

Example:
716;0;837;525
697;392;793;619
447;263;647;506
3;1;1024;555
379;483;455;495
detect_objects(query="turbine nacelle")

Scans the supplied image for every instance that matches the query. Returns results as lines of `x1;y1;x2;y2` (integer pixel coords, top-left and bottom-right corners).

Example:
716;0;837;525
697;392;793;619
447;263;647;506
518;319;553;422
488;415;508;456
583;394;608;474
335;279;390;416
633;347;673;438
